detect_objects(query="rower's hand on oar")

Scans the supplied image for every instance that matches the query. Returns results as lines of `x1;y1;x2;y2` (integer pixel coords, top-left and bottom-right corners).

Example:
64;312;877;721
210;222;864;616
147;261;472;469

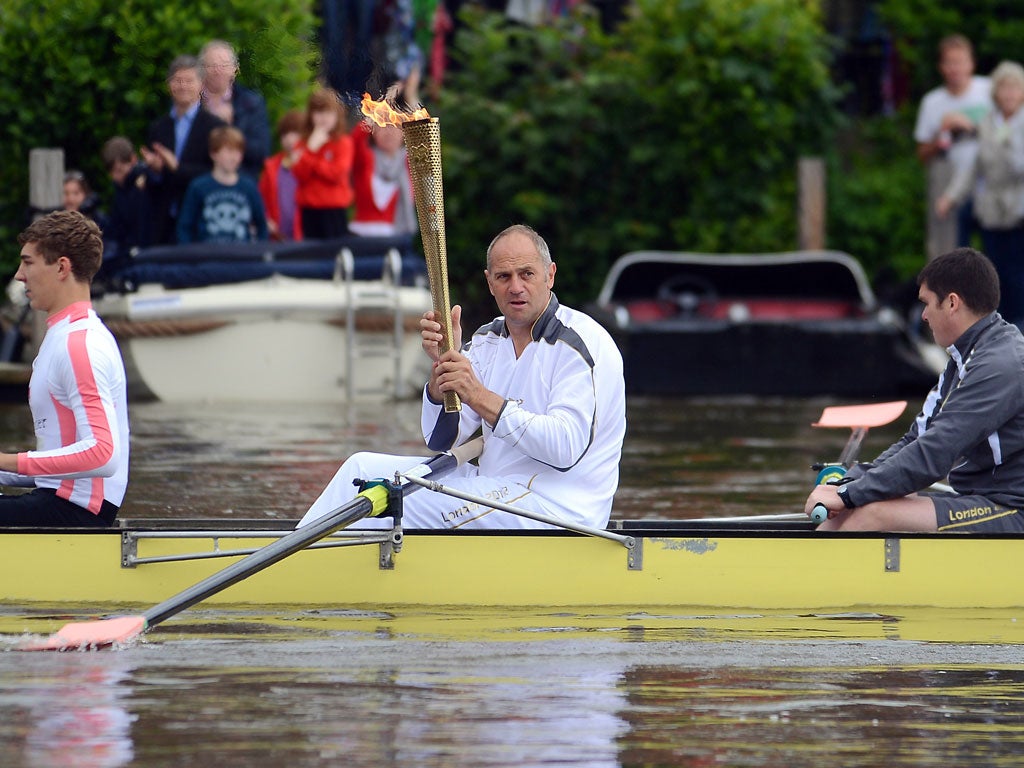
804;484;843;522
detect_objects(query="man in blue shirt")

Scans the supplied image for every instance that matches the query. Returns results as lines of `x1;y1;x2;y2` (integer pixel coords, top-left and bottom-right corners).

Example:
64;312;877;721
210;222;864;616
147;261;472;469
144;55;226;244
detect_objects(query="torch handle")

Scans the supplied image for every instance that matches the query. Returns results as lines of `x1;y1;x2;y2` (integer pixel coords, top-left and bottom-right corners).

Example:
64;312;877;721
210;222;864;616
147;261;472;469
435;302;462;413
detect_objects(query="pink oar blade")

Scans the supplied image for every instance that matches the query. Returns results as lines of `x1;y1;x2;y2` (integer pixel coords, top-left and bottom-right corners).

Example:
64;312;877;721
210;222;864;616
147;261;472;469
19;615;147;651
812;400;907;430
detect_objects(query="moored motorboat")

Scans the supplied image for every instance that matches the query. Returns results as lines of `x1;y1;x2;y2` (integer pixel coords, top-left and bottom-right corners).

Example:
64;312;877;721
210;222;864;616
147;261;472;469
589;250;942;397
92;236;434;402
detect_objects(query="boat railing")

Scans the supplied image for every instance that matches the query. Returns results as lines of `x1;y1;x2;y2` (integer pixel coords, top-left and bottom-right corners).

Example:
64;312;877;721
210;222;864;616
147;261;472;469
595;250;878;309
102;235;427;292
121;527;402;569
340;246;406;399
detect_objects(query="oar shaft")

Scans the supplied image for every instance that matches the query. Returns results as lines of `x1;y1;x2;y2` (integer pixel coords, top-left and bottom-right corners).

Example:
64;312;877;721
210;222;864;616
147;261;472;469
142;495;376;627
27;439;485;651
401;474;632;546
143;446;474;629
688;512;810;523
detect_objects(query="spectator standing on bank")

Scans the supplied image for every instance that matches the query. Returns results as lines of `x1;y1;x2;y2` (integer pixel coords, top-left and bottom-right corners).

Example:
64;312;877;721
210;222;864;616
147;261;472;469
938;61;1024;327
320;0;375;102
177;126;269;244
349;121;417;237
199;40;271;180
61;170;106;229
258;110;305;241
99;137;155;266
144;55;227;244
291;87;354;239
914;35;992;260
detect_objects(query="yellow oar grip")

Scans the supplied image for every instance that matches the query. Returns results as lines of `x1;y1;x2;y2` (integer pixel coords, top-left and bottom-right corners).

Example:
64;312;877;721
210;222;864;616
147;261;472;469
356;483;392;518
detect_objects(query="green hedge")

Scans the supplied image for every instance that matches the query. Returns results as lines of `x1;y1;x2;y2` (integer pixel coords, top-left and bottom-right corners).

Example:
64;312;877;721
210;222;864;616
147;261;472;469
0;0;317;272
9;0;1000;309
878;0;1024;95
435;0;839;310
826;110;924;283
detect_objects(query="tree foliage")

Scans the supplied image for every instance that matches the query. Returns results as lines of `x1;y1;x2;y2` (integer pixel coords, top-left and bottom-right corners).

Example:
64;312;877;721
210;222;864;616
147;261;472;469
877;0;1024;94
4;0;924;314
0;0;317;271
824;0;1024;286
436;0;840;309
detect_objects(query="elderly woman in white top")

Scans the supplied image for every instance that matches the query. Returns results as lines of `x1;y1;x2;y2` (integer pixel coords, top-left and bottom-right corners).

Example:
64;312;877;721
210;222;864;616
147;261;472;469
938;60;1024;326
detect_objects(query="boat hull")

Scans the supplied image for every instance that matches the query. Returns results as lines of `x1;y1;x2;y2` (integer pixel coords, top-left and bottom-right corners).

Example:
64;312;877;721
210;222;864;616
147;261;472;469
95;276;432;402
611;319;934;397
591;250;940;398
2;520;1021;611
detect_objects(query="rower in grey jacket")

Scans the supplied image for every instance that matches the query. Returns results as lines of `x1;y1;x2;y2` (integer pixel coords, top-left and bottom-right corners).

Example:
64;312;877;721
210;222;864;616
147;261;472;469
805;247;1024;532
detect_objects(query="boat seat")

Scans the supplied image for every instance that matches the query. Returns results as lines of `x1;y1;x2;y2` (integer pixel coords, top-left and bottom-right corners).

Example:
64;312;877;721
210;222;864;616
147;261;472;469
624;299;680;322
698;298;862;320
625;297;863;323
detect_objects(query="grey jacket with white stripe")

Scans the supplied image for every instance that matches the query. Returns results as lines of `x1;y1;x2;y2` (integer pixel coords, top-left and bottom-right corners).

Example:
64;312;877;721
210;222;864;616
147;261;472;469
845;313;1024;508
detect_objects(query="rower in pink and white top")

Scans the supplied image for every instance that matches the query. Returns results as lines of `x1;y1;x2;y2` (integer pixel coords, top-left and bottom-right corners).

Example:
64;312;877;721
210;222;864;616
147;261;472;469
0;210;129;527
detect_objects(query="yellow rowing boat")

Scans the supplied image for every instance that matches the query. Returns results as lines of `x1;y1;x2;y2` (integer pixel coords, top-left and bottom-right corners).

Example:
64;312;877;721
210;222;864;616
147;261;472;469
1;517;1020;611
9;401;1016;651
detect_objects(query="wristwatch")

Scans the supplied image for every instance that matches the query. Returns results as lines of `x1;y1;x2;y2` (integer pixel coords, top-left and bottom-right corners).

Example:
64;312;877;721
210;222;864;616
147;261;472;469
836;484;855;509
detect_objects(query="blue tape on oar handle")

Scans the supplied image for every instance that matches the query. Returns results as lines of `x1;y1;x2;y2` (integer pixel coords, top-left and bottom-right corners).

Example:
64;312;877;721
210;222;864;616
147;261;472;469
811;503;829;524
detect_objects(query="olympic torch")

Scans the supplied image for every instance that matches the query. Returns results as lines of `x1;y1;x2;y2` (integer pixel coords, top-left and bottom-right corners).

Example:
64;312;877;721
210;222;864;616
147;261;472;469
361;96;460;412
400;118;461;412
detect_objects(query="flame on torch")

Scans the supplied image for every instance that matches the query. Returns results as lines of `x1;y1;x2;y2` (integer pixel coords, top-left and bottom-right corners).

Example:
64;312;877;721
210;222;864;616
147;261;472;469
361;93;461;413
360;92;430;126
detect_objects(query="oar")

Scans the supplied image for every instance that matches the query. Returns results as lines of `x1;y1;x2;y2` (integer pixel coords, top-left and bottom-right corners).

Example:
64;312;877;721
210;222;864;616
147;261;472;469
400;472;634;546
810;503;829;524
23;437;482;651
686;512;812;524
691;509;828;524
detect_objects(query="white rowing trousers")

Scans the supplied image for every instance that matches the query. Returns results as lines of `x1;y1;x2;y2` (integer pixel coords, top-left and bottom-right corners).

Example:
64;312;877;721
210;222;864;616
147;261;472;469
296;451;562;530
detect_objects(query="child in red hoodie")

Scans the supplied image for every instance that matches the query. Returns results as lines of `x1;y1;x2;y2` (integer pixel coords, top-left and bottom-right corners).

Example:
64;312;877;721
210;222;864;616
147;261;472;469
291;87;354;239
258;110;305;241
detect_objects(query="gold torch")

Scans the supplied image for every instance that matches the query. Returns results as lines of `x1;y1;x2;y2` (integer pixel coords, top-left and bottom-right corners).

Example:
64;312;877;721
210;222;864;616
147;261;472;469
400;116;461;412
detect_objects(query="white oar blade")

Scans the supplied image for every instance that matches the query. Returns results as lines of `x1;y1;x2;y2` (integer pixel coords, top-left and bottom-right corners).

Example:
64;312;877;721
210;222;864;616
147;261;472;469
19;615;147;652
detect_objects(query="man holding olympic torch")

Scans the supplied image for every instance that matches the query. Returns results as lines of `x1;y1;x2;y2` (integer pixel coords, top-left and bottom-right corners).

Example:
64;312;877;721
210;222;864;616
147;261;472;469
298;224;626;530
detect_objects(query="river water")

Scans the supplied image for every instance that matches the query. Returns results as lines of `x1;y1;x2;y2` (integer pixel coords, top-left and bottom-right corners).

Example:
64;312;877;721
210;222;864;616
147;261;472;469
1;396;1023;767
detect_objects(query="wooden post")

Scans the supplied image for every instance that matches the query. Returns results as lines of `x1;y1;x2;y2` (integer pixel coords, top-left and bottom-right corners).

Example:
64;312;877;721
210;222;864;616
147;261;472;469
797;156;826;251
29;148;65;215
24;148;66;359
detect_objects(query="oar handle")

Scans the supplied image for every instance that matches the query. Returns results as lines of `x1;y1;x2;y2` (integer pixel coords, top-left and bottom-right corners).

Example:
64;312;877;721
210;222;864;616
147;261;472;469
811;503;830;524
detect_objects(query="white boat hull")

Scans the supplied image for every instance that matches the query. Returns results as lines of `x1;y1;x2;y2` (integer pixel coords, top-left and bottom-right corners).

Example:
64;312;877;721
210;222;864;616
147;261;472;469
95;274;433;403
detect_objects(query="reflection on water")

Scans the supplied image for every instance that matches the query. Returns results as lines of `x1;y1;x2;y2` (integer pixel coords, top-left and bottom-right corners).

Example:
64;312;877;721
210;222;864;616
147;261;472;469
618;665;1024;767
12;655;135;767
4;395;1019;767
2;607;1024;767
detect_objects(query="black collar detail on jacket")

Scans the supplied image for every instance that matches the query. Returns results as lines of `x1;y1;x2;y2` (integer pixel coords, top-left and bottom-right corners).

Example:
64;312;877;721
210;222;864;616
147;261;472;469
489;293;561;341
